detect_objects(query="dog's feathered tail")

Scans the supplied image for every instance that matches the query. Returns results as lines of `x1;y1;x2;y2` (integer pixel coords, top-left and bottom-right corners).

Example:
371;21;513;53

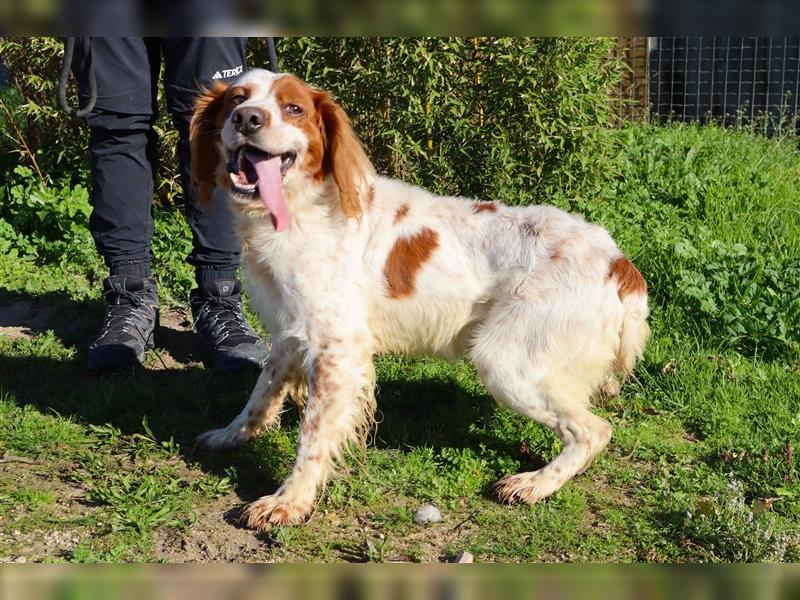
610;256;650;376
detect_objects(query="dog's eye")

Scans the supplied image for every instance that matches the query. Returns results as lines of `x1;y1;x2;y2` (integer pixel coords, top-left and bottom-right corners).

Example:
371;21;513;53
230;94;246;106
284;104;303;116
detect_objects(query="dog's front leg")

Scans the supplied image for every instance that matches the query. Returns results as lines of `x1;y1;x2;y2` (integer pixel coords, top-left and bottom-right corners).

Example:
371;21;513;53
242;341;375;529
197;347;298;449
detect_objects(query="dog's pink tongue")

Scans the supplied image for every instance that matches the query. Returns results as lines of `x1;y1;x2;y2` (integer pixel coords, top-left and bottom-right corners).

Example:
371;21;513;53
248;152;289;232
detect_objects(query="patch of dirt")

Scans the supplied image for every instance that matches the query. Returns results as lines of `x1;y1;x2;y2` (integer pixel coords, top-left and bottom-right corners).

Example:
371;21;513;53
153;497;273;562
155;492;473;563
0;458;276;562
279;497;478;563
0;463;95;563
150;308;206;369
0;453;488;563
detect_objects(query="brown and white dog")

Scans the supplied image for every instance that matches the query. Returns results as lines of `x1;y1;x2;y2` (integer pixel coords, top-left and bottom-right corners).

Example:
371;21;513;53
190;68;650;530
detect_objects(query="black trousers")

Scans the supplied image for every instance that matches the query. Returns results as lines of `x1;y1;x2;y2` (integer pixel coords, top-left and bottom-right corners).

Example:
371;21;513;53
72;37;247;283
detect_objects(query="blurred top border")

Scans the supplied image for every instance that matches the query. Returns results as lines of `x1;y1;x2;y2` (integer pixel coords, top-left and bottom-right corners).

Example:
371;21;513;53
2;0;800;36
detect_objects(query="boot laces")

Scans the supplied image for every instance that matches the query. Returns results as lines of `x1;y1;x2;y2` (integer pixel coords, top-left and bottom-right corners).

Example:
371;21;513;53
97;287;154;343
193;295;253;346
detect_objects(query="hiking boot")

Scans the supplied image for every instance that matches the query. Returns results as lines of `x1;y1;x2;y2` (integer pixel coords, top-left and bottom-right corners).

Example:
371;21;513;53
190;280;268;373
88;276;159;372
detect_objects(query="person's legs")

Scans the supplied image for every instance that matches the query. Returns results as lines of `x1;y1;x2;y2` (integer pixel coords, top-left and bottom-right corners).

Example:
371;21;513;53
74;37;162;371
87;113;156;277
162;36;246;283
162;37;267;372
77;37;161;275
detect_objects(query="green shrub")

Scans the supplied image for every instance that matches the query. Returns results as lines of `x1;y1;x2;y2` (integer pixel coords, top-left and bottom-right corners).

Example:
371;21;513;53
263;37;622;203
672;236;799;358
0;38;89;183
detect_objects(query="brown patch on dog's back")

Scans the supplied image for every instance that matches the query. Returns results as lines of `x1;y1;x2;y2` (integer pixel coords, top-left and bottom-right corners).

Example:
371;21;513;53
394;203;410;224
609;256;647;298
473;201;497;214
384;228;440;299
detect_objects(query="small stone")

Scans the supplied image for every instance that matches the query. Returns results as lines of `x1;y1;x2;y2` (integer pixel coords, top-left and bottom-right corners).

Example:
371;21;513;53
453;550;473;563
413;504;442;525
14;556;27;564
12;530;21;539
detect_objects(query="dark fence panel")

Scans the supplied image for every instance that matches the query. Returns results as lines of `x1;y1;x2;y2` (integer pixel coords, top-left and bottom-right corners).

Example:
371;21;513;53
648;36;800;132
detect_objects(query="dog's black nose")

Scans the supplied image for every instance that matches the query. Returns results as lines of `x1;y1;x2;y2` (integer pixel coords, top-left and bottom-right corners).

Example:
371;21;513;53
232;107;265;135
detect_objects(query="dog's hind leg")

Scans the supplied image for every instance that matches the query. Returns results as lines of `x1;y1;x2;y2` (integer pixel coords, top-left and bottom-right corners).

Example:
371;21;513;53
491;389;612;504
469;293;615;504
196;347;298;450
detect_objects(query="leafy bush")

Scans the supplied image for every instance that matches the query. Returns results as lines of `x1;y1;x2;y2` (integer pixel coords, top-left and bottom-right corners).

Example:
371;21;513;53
0;39;89;183
265;37;623;203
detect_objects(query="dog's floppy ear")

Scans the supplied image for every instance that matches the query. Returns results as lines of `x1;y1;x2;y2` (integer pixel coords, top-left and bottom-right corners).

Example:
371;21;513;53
190;83;230;205
315;91;373;219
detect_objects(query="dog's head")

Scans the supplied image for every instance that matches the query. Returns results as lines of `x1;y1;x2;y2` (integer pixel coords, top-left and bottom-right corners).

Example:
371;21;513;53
189;69;372;231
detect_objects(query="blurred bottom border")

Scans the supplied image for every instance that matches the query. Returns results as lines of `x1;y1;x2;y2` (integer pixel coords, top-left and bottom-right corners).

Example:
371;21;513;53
2;564;800;600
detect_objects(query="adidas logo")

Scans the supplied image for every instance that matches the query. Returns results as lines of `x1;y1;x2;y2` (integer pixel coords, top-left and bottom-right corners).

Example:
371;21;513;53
211;65;244;80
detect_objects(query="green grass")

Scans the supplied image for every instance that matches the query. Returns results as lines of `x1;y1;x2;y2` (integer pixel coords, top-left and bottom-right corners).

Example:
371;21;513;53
1;122;799;562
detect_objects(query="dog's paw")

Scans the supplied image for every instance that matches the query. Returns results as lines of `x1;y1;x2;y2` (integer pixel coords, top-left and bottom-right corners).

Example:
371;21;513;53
494;472;559;505
196;425;250;450
241;494;312;530
599;375;621;398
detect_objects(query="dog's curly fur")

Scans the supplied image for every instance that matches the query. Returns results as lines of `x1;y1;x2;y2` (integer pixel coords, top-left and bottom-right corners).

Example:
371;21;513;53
191;69;650;530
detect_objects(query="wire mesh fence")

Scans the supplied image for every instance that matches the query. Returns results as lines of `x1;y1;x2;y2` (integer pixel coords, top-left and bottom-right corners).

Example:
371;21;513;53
617;36;800;134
